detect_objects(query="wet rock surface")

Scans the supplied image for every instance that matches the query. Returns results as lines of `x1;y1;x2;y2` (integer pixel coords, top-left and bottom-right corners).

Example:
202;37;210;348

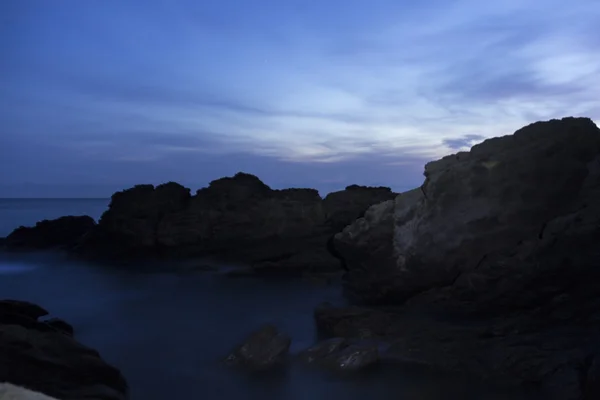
0;299;128;400
299;338;379;371
225;325;292;370
327;117;600;400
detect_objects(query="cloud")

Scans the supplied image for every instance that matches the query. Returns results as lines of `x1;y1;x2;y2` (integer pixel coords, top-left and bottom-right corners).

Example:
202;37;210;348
442;134;487;150
2;0;600;197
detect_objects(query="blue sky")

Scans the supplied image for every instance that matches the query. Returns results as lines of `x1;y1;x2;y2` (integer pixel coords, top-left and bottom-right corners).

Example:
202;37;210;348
1;0;599;197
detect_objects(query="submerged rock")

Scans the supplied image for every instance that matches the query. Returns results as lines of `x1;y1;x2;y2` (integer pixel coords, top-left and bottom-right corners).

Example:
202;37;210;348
225;325;291;370
0;299;128;400
5;215;96;251
327;117;600;400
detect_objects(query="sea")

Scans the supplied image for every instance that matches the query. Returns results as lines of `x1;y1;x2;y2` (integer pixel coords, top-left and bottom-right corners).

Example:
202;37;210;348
0;198;541;400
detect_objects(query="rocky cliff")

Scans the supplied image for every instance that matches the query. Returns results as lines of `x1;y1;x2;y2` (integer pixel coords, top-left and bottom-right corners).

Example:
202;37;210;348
326;117;600;399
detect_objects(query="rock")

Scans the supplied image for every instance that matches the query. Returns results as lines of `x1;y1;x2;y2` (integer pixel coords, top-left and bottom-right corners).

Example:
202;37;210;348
326;117;600;399
0;383;60;400
44;317;75;336
299;338;379;371
0;299;128;400
73;172;396;272
337;117;600;304
299;338;348;363
323;185;396;231
326;344;379;371
314;302;393;338
225;324;291;370
5;216;96;251
0;300;49;319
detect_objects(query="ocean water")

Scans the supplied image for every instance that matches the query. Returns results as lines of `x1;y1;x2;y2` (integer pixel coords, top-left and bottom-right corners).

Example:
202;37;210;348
0;199;541;400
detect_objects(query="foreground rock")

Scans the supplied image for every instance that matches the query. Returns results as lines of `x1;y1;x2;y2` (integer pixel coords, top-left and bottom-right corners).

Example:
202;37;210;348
299;337;379;371
0;299;128;400
225;325;291;370
0;383;61;400
330;117;600;399
68;173;396;272
4;216;96;251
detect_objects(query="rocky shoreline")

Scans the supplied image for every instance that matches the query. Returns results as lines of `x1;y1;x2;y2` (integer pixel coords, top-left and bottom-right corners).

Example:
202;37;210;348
1;175;396;275
2;116;599;399
0;300;128;400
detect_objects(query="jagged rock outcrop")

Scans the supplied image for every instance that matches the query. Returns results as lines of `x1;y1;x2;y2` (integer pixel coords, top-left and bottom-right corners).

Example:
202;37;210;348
0;299;128;400
326;117;600;399
4;216;96;251
336;117;600;304
72;173;396;272
322;184;396;231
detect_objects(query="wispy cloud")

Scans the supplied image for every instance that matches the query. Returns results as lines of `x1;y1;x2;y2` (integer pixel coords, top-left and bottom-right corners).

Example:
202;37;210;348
1;0;600;196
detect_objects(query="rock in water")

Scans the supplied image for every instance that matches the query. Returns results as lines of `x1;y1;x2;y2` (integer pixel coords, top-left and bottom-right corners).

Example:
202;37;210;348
0;299;128;400
299;338;379;371
328;117;600;399
73;173;396;272
5;216;96;251
225;325;291;370
299;338;348;363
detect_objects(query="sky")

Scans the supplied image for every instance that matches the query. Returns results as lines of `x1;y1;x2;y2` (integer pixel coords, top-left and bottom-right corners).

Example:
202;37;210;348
1;0;600;197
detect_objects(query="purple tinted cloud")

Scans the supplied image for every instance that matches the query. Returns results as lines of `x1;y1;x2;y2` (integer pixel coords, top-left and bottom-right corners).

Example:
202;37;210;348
1;0;599;197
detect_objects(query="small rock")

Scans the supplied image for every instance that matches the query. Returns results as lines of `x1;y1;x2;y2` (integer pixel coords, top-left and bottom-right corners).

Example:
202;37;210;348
225;325;291;370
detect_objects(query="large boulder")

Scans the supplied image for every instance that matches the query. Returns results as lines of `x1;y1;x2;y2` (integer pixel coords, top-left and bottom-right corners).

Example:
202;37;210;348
74;172;396;272
0;299;128;400
4;216;96;251
336;117;600;304
328;117;600;400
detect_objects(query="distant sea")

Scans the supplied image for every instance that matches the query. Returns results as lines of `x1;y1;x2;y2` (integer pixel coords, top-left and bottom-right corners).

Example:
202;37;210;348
0;198;540;400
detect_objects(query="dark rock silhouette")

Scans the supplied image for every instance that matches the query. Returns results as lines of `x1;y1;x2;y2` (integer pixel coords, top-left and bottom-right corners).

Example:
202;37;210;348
67;173;397;273
1;175;395;272
322;117;600;399
5;216;96;251
0;299;128;400
224;324;291;370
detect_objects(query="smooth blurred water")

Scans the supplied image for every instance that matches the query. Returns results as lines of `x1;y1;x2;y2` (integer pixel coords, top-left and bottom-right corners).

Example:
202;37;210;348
0;199;542;400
